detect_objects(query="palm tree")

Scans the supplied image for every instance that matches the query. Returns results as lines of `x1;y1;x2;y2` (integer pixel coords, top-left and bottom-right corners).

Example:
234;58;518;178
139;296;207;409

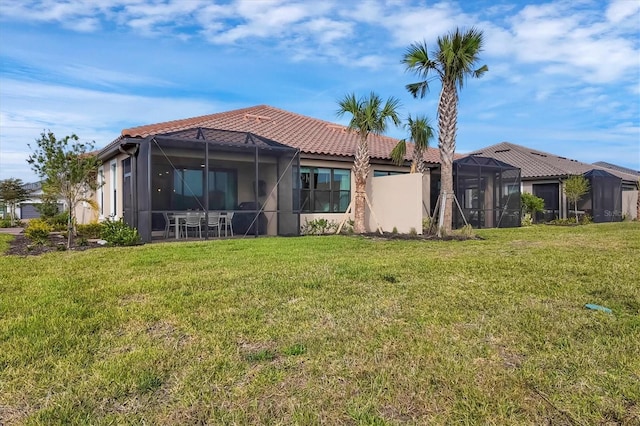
337;92;401;233
390;114;434;174
403;27;487;235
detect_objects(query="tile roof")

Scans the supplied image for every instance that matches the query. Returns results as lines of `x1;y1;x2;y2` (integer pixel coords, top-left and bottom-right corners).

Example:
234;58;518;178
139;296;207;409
592;161;640;176
108;104;442;164
467;142;639;183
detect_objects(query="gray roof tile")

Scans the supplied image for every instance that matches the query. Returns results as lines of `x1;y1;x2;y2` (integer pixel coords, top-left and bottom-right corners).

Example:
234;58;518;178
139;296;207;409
468;142;638;183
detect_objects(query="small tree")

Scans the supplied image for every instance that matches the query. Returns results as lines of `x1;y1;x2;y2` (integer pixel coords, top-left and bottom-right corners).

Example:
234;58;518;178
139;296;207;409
27;131;101;248
521;192;544;223
403;28;488;236
390;114;434;174
0;178;31;226
564;175;590;222
337;92;401;233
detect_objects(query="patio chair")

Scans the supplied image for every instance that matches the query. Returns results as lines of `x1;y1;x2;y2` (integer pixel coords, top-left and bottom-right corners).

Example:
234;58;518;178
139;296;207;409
183;212;202;238
163;212;177;239
220;211;234;237
207;212;221;238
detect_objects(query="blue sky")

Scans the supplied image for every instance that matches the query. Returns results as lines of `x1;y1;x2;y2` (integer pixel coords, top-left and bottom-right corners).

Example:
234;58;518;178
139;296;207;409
1;0;639;182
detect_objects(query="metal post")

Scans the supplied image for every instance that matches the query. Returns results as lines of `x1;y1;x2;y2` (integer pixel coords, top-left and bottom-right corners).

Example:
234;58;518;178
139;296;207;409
204;141;209;240
254;145;259;237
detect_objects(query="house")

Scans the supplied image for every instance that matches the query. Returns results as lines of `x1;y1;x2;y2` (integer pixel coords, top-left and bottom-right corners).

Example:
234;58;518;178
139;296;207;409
14;181;66;220
95;105;445;241
592;161;640;178
467;142;639;221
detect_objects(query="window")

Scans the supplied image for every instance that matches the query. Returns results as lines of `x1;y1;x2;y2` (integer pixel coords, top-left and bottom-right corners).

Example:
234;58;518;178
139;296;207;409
97;167;104;217
171;169;203;210
160;168;237;211
300;167;350;213
373;170;407;177
110;161;117;218
122;158;132;217
208;169;237;210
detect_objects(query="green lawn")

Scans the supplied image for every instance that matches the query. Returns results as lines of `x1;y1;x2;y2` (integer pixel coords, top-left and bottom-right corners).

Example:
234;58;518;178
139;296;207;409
1;223;639;425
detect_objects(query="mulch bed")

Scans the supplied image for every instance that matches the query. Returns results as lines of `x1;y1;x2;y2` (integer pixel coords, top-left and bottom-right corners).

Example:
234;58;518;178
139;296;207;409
5;233;106;256
4;230;480;256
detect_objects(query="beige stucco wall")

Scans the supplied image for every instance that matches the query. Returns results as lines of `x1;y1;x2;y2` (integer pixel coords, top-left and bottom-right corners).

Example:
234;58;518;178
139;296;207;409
622;190;638;220
98;153;128;221
75;197;98;225
422;173;431;217
299;159;420;233
367;173;423;234
97;149;428;234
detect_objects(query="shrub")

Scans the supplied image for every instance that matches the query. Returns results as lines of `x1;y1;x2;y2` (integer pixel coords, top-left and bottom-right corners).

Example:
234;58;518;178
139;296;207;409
300;218;338;235
46;212;70;232
422;216;432;233
580;214;592;225
457;224;475;238
338;219;355;234
548;217;577;226
0;215;22;228
24;218;53;245
521;213;534;227
77;222;103;239
35;200;60;219
548;215;592;226
100;218;140;246
521;192;544;221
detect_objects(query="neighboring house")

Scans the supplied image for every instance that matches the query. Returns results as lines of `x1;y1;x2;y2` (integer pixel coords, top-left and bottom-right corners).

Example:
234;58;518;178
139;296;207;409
592;161;640;178
95;105;444;241
15;182;65;220
467;142;639;221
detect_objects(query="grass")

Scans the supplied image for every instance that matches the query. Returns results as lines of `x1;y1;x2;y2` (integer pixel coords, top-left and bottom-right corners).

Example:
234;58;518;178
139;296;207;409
1;223;639;425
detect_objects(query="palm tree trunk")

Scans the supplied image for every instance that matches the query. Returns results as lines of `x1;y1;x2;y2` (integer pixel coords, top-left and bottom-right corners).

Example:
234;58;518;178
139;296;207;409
352;138;370;234
412;146;427;174
437;81;458;234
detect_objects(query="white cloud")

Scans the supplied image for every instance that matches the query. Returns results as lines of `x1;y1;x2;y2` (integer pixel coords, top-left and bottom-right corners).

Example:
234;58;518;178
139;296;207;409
0;79;226;180
0;0;638;175
504;2;639;84
606;0;640;24
302;18;353;44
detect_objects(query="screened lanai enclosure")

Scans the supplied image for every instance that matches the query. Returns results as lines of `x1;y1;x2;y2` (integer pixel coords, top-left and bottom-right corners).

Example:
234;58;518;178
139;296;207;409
452;156;521;228
120;128;300;242
577;169;622;222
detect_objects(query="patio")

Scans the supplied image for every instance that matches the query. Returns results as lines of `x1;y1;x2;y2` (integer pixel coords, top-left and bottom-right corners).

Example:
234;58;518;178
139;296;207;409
119;128;300;242
453;156;522;228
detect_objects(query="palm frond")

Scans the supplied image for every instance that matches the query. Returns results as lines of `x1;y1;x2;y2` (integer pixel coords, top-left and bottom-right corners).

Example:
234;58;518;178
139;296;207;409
406;114;434;151
390;139;407;166
336;92;401;140
434;26;487;89
403;41;442;99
